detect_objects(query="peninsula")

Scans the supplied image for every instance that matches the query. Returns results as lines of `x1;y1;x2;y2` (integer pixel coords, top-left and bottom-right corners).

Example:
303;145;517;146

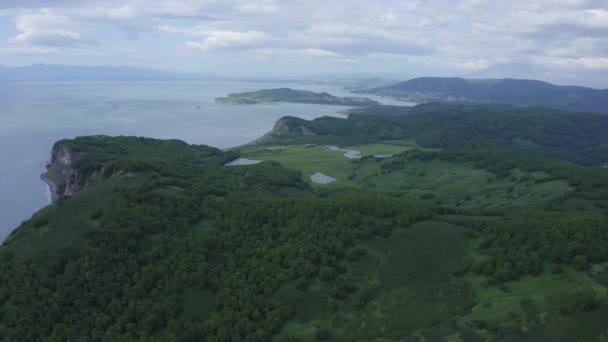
215;87;380;106
3;102;608;341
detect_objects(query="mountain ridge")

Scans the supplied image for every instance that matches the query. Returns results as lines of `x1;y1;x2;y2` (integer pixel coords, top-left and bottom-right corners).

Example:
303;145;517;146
0;64;218;81
360;77;608;113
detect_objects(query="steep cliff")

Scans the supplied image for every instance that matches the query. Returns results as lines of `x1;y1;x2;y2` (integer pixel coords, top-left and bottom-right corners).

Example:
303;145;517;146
41;141;83;200
39;136;237;201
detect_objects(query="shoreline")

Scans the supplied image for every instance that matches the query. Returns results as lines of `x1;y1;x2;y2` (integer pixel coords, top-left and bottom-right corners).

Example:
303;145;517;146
223;107;350;152
223;128;275;151
41;170;59;203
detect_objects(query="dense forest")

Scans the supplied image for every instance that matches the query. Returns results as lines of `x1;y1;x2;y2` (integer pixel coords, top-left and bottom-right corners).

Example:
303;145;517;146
379;143;608;207
2;101;608;341
0;136;432;340
272;103;608;165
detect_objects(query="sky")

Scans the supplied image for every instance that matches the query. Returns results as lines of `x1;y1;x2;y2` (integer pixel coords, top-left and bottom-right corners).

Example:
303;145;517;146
0;0;607;85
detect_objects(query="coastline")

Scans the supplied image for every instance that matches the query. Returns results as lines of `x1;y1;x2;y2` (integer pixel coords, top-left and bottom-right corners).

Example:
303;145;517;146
223;128;275;151
3;81;367;244
41;170;59;203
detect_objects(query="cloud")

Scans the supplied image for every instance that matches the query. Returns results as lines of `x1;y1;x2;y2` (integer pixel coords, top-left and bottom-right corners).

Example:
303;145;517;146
243;47;341;59
302;48;339;58
0;0;99;9
234;1;279;14
184;30;271;51
0;46;58;54
551;8;608;30
71;46;140;57
154;0;608;82
578;57;608;69
0;0;607;85
10;10;84;46
77;6;138;20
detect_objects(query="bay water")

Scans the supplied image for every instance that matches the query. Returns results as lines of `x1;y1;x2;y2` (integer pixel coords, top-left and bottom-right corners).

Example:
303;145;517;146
0;80;404;241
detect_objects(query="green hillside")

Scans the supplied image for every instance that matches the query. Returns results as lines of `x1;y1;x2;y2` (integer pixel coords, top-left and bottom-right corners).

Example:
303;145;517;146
269;103;608;166
2;104;608;341
241;142;608;211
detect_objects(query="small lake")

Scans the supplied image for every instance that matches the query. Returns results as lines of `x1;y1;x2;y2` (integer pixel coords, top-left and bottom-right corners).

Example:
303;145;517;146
225;158;263;166
310;172;337;184
327;146;362;159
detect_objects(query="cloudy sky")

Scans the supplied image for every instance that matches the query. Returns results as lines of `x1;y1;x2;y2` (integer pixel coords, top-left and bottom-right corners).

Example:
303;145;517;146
0;0;606;85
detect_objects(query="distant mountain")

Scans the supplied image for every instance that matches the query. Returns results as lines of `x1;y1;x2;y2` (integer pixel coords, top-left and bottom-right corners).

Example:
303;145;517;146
0;64;217;81
340;77;399;91
361;77;608;113
468;63;608;89
469;63;554;81
302;72;412;81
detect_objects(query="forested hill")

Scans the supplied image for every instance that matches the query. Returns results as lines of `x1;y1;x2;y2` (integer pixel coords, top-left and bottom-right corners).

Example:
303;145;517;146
3;133;608;340
271;103;608;166
0;135;432;340
360;77;608;113
215;88;379;106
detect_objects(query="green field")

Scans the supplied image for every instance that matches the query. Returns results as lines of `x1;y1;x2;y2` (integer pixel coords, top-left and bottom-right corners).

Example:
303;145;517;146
354;160;570;209
241;145;358;187
241;144;570;210
344;143;414;155
237;141;608;340
240;143;425;187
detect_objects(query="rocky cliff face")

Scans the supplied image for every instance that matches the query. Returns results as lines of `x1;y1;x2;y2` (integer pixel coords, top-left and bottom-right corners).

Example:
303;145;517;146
42;139;127;201
273;118;316;136
273;118;288;131
42;141;83;199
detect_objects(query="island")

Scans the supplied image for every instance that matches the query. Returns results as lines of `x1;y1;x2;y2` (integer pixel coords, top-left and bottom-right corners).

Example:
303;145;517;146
215;87;380;106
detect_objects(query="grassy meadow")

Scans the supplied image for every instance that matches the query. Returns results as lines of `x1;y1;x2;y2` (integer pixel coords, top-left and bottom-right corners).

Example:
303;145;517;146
236;140;608;341
240;143;570;210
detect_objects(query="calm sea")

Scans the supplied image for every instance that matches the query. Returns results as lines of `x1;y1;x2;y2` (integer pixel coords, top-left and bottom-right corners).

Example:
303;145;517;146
0;80;405;241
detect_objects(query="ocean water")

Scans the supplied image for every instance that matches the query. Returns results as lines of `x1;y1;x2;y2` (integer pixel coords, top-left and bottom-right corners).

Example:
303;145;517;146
0;80;405;241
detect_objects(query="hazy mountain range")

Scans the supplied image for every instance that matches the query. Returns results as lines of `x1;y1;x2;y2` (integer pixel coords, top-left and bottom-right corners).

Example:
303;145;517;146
1;63;606;89
1;65;607;114
0;64;217;81
468;63;608;89
361;77;608;113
